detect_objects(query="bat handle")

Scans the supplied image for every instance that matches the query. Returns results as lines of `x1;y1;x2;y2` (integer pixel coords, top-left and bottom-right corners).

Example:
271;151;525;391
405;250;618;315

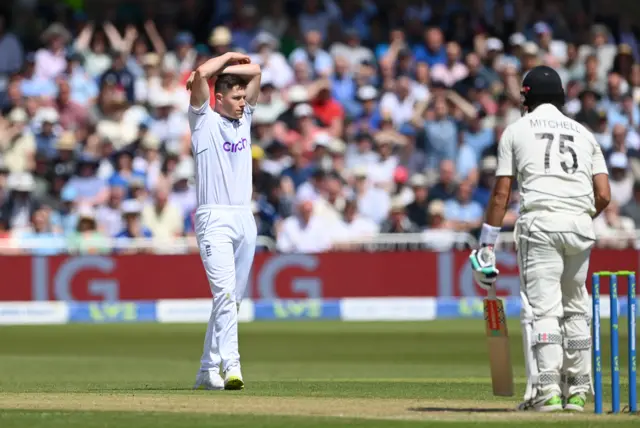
487;286;497;300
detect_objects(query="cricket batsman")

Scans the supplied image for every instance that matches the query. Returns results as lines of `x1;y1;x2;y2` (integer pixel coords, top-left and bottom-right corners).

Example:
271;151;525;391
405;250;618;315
186;52;261;390
469;66;611;411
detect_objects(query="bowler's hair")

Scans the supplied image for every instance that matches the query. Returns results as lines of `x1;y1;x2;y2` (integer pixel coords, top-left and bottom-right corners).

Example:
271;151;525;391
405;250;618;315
215;74;247;94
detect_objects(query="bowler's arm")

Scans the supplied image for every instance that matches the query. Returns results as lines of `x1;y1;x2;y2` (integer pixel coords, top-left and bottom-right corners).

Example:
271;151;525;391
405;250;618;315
220;63;262;106
591;139;611;218
186;52;250;108
480;128;515;246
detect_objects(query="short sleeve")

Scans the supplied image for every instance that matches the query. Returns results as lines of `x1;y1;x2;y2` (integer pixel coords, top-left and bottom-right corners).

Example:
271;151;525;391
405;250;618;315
243;102;255;124
592;137;608;176
188;98;214;132
495;126;516;177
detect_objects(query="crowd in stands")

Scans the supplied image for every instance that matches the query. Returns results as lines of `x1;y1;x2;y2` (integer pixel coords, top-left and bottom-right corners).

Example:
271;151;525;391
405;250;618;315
0;0;639;254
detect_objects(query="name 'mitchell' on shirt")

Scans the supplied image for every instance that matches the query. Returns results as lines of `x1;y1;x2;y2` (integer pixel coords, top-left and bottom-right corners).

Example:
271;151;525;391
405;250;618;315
187;99;255;207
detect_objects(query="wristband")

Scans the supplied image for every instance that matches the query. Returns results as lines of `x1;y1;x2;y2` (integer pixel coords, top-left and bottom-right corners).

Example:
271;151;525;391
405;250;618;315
479;223;501;246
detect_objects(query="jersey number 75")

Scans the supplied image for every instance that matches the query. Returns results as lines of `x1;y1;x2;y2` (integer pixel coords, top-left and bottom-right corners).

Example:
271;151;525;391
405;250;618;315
536;133;578;174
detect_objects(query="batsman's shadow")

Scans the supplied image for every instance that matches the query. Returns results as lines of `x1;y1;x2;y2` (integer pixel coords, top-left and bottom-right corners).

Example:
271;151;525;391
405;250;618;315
408;407;516;413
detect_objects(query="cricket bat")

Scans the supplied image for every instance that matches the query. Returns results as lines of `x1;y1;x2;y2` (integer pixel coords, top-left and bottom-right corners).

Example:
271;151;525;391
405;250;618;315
483;287;514;396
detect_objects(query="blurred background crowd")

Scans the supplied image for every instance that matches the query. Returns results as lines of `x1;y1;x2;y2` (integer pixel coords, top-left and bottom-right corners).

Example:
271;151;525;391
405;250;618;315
0;0;640;255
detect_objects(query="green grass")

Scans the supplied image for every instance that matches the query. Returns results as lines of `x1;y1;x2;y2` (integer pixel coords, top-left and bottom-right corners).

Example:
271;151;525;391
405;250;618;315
0;320;638;427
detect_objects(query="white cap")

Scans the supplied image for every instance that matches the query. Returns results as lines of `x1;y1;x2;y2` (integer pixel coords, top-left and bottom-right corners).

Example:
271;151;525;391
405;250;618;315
37;107;59;124
428;199;445;216
509;33;526;46
352;165;368;178
150;92;173;108
357;85;378;101
8;108;28;123
293;103;313;118
610;152;629;169
522;42;539;56
329;138;346;154
142;134;161;150
390;197;406;212
409;173;428;187
313;132;331;149
288;85;309;104
252;107;278;125
8;172;35;192
121;199;142;215
486;37;504;52
173;161;194;182
78;204;96;220
481;156;498;171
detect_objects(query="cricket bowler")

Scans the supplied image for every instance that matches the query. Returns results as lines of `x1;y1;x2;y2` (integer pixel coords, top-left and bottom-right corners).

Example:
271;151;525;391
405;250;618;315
469;65;611;411
186;52;261;390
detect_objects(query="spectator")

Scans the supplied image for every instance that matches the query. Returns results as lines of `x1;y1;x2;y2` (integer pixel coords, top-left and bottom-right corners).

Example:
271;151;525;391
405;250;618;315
34;23;70;81
142;182;184;239
422;199;458;251
0;13;23;90
430;41;468;88
115;199;153;253
443;180;483;233
50;186;79;236
1;172;38;232
334;198;378;245
65;155;108;207
351;165;390;224
593;201;636;249
379;197;420;234
608;152;634;207
423;96;458;169
0;108;35;173
289;30;333;78
16;206;65;256
249;32;294;89
428;160;458;202
277;197;334;253
405;173;429;229
621;181;640;226
95;184;125;237
67;205;110;255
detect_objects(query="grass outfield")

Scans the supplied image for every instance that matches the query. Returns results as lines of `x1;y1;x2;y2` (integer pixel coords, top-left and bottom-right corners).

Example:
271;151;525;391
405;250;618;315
0;320;638;427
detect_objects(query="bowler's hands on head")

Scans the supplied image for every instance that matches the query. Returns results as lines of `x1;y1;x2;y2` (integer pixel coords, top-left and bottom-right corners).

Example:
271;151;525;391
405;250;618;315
469;245;500;290
225;52;251;65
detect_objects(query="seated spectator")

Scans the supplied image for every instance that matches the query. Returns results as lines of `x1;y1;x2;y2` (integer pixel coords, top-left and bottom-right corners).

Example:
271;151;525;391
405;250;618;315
67;205;110;255
379;197;420;234
422;200;459;251
430;41;468;88
334;198;378;246
351;166;390;224
593;201;636;249
608;152;634;207
0;107;35;173
345;132;379;170
50;186;78;236
108;147;146;189
1;172;38;232
277;197;335;253
472;156;497;207
16;206;65;256
169;161;197;219
65;155;108;207
141;182;184;239
115;199;153;254
428;160;458;202
443;180;483;233
405;173;429;229
621;181;640;226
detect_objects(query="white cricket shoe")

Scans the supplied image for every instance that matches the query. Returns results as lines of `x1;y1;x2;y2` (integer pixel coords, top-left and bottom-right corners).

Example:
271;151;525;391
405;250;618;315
224;367;244;390
193;370;224;390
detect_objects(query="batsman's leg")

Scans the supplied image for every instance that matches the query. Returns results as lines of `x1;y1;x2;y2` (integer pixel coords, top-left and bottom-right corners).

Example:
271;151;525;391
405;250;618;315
516;224;564;412
559;238;594;412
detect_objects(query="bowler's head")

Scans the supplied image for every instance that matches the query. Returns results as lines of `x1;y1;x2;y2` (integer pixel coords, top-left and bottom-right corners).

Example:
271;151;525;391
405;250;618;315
215;74;248;120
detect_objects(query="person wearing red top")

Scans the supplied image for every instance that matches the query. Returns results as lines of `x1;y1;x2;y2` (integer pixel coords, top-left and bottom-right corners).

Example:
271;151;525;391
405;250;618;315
310;86;344;136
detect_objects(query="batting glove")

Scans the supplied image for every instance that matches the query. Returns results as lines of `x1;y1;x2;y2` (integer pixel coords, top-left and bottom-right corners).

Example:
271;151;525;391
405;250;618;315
469;246;500;290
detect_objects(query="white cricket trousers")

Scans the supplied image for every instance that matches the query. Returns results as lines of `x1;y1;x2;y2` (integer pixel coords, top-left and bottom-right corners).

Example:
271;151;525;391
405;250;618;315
515;212;596;399
195;204;257;373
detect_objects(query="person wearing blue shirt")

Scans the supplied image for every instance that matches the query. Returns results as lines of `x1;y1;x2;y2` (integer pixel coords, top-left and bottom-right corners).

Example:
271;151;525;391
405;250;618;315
461;112;494;159
19;207;66;256
412;27;447;67
443;181;483;233
114;199;152;253
423;97;458;169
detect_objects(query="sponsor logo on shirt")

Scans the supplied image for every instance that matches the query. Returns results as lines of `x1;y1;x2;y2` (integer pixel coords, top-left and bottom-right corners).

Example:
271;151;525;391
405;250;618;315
223;138;248;153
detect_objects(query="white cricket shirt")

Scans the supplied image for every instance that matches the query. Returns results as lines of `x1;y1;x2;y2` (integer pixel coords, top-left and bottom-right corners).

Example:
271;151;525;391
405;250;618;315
496;104;608;217
188;99;254;207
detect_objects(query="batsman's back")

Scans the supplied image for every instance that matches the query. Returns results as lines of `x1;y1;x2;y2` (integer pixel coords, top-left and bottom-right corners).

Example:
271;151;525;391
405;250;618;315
499;104;607;218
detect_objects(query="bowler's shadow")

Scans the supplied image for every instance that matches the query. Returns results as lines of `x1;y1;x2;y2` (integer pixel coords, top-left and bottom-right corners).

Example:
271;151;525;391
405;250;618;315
409;407;516;413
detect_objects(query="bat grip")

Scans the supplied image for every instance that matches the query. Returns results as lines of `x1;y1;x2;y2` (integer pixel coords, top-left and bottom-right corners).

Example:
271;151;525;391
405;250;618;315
487;286;497;300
